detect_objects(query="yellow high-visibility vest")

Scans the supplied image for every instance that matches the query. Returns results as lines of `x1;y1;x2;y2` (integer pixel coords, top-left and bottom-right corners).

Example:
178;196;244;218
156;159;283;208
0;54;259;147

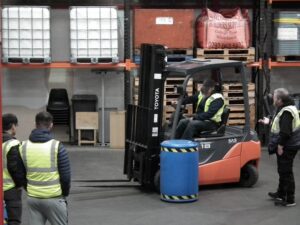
2;139;20;191
271;105;300;134
196;93;225;123
20;140;62;198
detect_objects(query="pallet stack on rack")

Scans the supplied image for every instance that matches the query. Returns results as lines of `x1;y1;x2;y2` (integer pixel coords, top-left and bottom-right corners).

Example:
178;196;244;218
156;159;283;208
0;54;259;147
133;77;194;123
196;47;255;63
223;82;256;128
195;82;256;128
163;78;194;122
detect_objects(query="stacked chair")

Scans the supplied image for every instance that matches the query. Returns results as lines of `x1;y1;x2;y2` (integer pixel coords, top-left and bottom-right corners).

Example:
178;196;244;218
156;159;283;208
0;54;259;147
46;88;70;126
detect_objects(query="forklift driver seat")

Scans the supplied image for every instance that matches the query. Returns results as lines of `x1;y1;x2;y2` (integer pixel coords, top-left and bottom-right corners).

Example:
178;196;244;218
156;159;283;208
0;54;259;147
198;107;230;138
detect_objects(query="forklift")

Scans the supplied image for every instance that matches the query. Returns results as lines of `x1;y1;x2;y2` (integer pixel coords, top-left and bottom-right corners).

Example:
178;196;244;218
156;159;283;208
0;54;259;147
124;44;261;190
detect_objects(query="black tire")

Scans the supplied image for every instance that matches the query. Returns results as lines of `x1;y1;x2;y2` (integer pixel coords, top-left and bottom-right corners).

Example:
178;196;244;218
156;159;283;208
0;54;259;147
154;170;160;193
239;164;258;187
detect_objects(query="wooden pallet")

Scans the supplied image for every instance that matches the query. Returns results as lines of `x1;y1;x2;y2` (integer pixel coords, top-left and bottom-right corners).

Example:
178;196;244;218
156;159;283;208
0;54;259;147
165;86;193;94
197;55;255;62
223;91;255;98
165;77;193;86
164;105;194;121
223;83;255;92
275;55;300;62
225;97;255;105
227;104;256;128
196;47;255;56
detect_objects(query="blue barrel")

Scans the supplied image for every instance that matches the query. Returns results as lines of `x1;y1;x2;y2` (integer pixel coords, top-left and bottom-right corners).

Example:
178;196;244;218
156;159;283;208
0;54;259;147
160;140;199;203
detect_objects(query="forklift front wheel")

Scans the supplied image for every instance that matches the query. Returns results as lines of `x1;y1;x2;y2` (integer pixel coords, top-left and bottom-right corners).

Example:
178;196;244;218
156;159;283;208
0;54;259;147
239;164;258;187
154;170;160;193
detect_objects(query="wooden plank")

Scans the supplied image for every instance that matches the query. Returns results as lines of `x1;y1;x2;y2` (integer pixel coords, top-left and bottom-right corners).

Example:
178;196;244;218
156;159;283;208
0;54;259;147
223;83;255;92
76;112;99;130
110;111;126;149
197;55;255;63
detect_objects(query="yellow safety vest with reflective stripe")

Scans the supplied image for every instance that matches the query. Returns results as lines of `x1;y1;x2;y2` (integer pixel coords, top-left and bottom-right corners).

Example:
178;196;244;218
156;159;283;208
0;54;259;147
196;92;225;123
20;140;62;198
271;105;300;134
2;139;20;191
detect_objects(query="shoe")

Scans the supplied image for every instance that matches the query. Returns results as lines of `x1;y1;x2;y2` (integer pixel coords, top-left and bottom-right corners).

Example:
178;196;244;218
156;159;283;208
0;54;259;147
274;199;296;207
268;192;284;201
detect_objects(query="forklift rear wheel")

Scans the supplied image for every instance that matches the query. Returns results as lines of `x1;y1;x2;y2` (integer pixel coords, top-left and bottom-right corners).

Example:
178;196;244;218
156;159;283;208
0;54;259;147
239;164;258;187
154;170;160;193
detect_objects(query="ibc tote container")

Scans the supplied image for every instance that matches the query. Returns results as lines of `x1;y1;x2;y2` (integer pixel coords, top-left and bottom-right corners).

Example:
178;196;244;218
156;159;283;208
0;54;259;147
273;11;300;56
134;9;194;49
70;7;119;63
2;6;51;63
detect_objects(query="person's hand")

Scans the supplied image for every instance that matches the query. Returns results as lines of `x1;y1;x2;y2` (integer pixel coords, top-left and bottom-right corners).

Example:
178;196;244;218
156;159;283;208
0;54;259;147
258;117;270;125
277;145;284;156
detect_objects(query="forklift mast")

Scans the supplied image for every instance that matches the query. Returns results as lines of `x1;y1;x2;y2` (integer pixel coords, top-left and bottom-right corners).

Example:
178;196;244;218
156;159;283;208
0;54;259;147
124;44;166;188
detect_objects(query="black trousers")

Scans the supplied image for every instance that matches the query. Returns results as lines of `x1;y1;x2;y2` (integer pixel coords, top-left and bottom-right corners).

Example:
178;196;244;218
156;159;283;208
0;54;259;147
4;188;22;225
175;118;218;140
276;150;298;202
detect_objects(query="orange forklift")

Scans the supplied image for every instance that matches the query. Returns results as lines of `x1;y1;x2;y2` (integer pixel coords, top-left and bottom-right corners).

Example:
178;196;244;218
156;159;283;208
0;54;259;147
124;44;261;190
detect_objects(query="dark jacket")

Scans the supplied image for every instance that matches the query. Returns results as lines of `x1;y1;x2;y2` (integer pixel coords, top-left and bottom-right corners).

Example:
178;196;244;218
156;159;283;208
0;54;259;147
4;133;26;188
182;92;224;122
10;129;71;197
268;99;300;154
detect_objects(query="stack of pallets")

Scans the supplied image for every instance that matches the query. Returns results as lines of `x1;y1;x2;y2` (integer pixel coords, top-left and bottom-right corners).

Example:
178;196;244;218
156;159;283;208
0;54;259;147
223;82;256;128
195;82;256;128
196;47;255;63
163;78;194;122
133;77;194;122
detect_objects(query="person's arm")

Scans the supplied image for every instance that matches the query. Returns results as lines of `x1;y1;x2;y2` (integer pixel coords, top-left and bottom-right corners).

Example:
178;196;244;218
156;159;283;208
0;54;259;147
57;143;71;197
7;145;27;189
278;111;293;147
194;98;224;121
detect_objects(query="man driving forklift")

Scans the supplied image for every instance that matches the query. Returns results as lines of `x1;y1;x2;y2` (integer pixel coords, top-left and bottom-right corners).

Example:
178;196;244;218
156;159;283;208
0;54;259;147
175;79;225;140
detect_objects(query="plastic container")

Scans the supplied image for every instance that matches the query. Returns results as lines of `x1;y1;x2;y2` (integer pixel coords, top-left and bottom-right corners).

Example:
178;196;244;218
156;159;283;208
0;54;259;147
2;6;51;62
273;11;300;56
160;140;199;203
70;7;119;63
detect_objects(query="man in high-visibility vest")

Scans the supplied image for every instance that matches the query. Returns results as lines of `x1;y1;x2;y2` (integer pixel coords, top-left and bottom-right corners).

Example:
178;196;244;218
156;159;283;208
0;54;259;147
175;79;225;140
259;88;300;207
11;111;71;225
2;113;25;225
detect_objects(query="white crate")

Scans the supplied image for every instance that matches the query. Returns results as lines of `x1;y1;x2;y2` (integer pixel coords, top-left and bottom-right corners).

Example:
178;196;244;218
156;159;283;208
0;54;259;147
70;6;119;63
2;6;51;61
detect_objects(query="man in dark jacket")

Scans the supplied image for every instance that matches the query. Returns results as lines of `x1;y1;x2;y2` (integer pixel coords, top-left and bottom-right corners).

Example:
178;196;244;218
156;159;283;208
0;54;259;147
10;111;71;225
259;88;300;207
175;79;225;140
2;113;25;225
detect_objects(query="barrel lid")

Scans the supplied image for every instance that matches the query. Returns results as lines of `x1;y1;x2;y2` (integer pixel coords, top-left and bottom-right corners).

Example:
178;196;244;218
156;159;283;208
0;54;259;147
161;139;198;148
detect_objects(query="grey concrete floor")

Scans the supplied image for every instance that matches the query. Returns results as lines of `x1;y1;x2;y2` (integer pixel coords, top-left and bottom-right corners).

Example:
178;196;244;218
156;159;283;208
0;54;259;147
20;146;300;225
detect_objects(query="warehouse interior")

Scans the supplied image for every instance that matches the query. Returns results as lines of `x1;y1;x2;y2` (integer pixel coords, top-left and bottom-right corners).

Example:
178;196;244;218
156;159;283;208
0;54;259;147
1;0;300;224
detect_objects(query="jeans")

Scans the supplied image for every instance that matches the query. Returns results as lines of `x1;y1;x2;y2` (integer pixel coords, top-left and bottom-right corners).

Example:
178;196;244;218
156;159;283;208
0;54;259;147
175;118;218;140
